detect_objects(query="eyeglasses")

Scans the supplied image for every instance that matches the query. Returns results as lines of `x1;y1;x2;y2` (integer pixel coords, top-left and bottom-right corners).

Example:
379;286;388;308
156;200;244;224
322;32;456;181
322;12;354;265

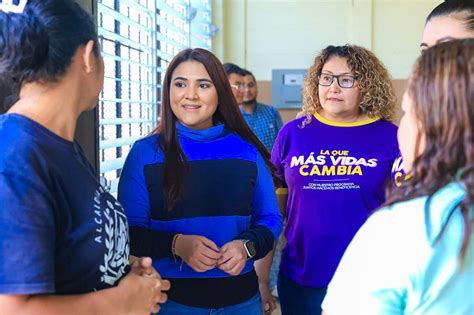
230;83;244;90
317;73;356;88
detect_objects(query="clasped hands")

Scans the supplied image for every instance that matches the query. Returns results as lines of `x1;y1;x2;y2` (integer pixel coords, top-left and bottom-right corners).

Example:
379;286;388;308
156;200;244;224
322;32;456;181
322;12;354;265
123;256;171;314
173;235;248;275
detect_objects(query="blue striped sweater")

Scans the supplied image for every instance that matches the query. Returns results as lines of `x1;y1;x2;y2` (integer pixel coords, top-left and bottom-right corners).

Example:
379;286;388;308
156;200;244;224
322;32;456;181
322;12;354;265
118;122;282;307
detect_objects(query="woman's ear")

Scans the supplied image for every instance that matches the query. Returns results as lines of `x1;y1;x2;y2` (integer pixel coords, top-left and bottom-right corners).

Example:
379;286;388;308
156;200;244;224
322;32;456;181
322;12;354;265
81;40;97;74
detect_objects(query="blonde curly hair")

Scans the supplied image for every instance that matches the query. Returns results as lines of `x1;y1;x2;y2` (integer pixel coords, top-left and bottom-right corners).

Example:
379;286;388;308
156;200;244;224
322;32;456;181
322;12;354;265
299;44;397;123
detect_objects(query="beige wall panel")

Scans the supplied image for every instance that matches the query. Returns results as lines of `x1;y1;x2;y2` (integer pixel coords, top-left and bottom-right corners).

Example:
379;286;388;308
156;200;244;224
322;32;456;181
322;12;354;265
217;0;442;80
372;0;442;79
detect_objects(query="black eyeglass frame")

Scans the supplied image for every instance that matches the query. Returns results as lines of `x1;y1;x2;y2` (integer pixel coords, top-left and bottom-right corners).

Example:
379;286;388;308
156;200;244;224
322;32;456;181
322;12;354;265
316;72;358;88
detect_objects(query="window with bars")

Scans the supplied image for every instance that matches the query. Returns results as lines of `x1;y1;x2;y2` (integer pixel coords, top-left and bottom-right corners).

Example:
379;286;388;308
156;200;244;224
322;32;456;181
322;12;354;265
97;0;213;195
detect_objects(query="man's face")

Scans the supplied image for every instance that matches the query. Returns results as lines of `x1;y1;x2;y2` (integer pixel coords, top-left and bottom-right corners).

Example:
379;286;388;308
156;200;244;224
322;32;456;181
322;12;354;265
242;75;257;103
228;73;244;105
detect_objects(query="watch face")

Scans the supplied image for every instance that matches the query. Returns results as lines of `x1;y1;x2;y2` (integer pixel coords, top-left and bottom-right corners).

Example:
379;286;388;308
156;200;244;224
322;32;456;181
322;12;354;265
245;241;257;258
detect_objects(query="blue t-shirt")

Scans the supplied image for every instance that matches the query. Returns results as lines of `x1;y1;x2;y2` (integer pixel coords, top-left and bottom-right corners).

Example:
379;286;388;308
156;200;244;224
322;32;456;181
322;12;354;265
240;102;283;152
0;114;129;295
323;182;473;314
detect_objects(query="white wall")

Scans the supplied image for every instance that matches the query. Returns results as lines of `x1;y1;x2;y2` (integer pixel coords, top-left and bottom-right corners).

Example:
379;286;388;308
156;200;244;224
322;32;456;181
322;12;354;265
213;0;442;80
372;0;438;78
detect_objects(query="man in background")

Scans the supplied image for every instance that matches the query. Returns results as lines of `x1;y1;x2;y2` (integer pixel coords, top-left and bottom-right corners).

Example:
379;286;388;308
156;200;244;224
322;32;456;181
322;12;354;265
224;64;283;313
223;63;245;106
241;69;283;152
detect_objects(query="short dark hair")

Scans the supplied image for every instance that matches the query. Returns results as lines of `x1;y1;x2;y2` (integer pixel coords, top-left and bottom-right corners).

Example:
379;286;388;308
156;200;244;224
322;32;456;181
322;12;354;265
0;0;99;85
223;62;245;77
426;0;474;30
242;69;256;82
0;78;18;113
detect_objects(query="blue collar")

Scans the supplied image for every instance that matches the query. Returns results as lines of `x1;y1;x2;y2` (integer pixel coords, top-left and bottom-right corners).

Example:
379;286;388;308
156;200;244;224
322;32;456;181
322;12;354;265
176;122;228;142
240;102;260;116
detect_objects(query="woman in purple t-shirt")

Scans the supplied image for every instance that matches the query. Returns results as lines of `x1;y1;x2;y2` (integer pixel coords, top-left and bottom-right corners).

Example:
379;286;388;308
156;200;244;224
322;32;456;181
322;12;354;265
271;44;399;314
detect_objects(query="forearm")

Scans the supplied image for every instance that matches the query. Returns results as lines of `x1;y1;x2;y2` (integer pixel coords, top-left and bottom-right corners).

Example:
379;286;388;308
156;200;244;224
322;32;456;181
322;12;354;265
0;287;130;315
255;246;275;286
235;225;274;260
276;192;287;218
129;226;177;259
247;154;283;259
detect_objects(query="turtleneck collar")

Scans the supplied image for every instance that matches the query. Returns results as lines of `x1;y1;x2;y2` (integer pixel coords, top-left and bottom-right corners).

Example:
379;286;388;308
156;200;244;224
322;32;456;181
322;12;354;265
176;122;228;142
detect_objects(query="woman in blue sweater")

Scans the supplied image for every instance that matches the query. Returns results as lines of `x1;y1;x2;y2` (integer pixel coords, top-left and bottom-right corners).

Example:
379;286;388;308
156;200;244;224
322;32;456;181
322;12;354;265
118;48;283;314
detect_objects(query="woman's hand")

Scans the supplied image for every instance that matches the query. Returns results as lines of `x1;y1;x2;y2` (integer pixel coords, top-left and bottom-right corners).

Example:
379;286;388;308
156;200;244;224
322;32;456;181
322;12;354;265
0;257;170;315
217;240;247;276
174;235;221;272
130;256;167;282
119;257;170;314
259;282;276;314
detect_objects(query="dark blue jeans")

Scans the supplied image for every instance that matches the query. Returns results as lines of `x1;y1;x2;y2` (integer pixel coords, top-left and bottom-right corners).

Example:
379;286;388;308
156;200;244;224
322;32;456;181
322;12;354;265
277;272;327;315
157;292;262;315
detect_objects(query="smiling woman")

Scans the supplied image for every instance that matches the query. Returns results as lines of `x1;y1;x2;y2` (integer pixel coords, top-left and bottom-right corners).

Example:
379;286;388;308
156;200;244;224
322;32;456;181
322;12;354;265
117;48;283;314
169;61;218;130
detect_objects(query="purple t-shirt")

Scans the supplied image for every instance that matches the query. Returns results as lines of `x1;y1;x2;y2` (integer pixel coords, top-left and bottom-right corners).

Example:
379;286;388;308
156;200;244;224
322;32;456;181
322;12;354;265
271;113;398;287
391;153;406;187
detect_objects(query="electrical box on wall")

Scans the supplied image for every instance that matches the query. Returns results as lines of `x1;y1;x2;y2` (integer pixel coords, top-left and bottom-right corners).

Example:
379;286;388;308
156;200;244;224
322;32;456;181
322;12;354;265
271;69;307;109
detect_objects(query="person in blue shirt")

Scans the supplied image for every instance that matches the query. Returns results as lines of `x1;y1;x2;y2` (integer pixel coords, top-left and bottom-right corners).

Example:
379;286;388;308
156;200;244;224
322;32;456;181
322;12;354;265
240;68;284;313
223;63;284;314
241;69;283;152
118;48;283;314
323;39;473;315
223;62;246;106
0;0;169;314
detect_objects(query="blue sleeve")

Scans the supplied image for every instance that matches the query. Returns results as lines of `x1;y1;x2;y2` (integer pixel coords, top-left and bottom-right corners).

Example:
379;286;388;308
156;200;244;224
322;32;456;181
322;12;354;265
118;141;176;259
235;152;283;259
271;128;287;188
0;172;55;294
118;141;151;228
252;152;283;240
273;108;283;132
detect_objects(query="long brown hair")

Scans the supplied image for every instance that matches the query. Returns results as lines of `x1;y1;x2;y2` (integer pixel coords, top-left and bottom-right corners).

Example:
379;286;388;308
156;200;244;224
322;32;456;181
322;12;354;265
153;48;275;210
386;39;474;263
